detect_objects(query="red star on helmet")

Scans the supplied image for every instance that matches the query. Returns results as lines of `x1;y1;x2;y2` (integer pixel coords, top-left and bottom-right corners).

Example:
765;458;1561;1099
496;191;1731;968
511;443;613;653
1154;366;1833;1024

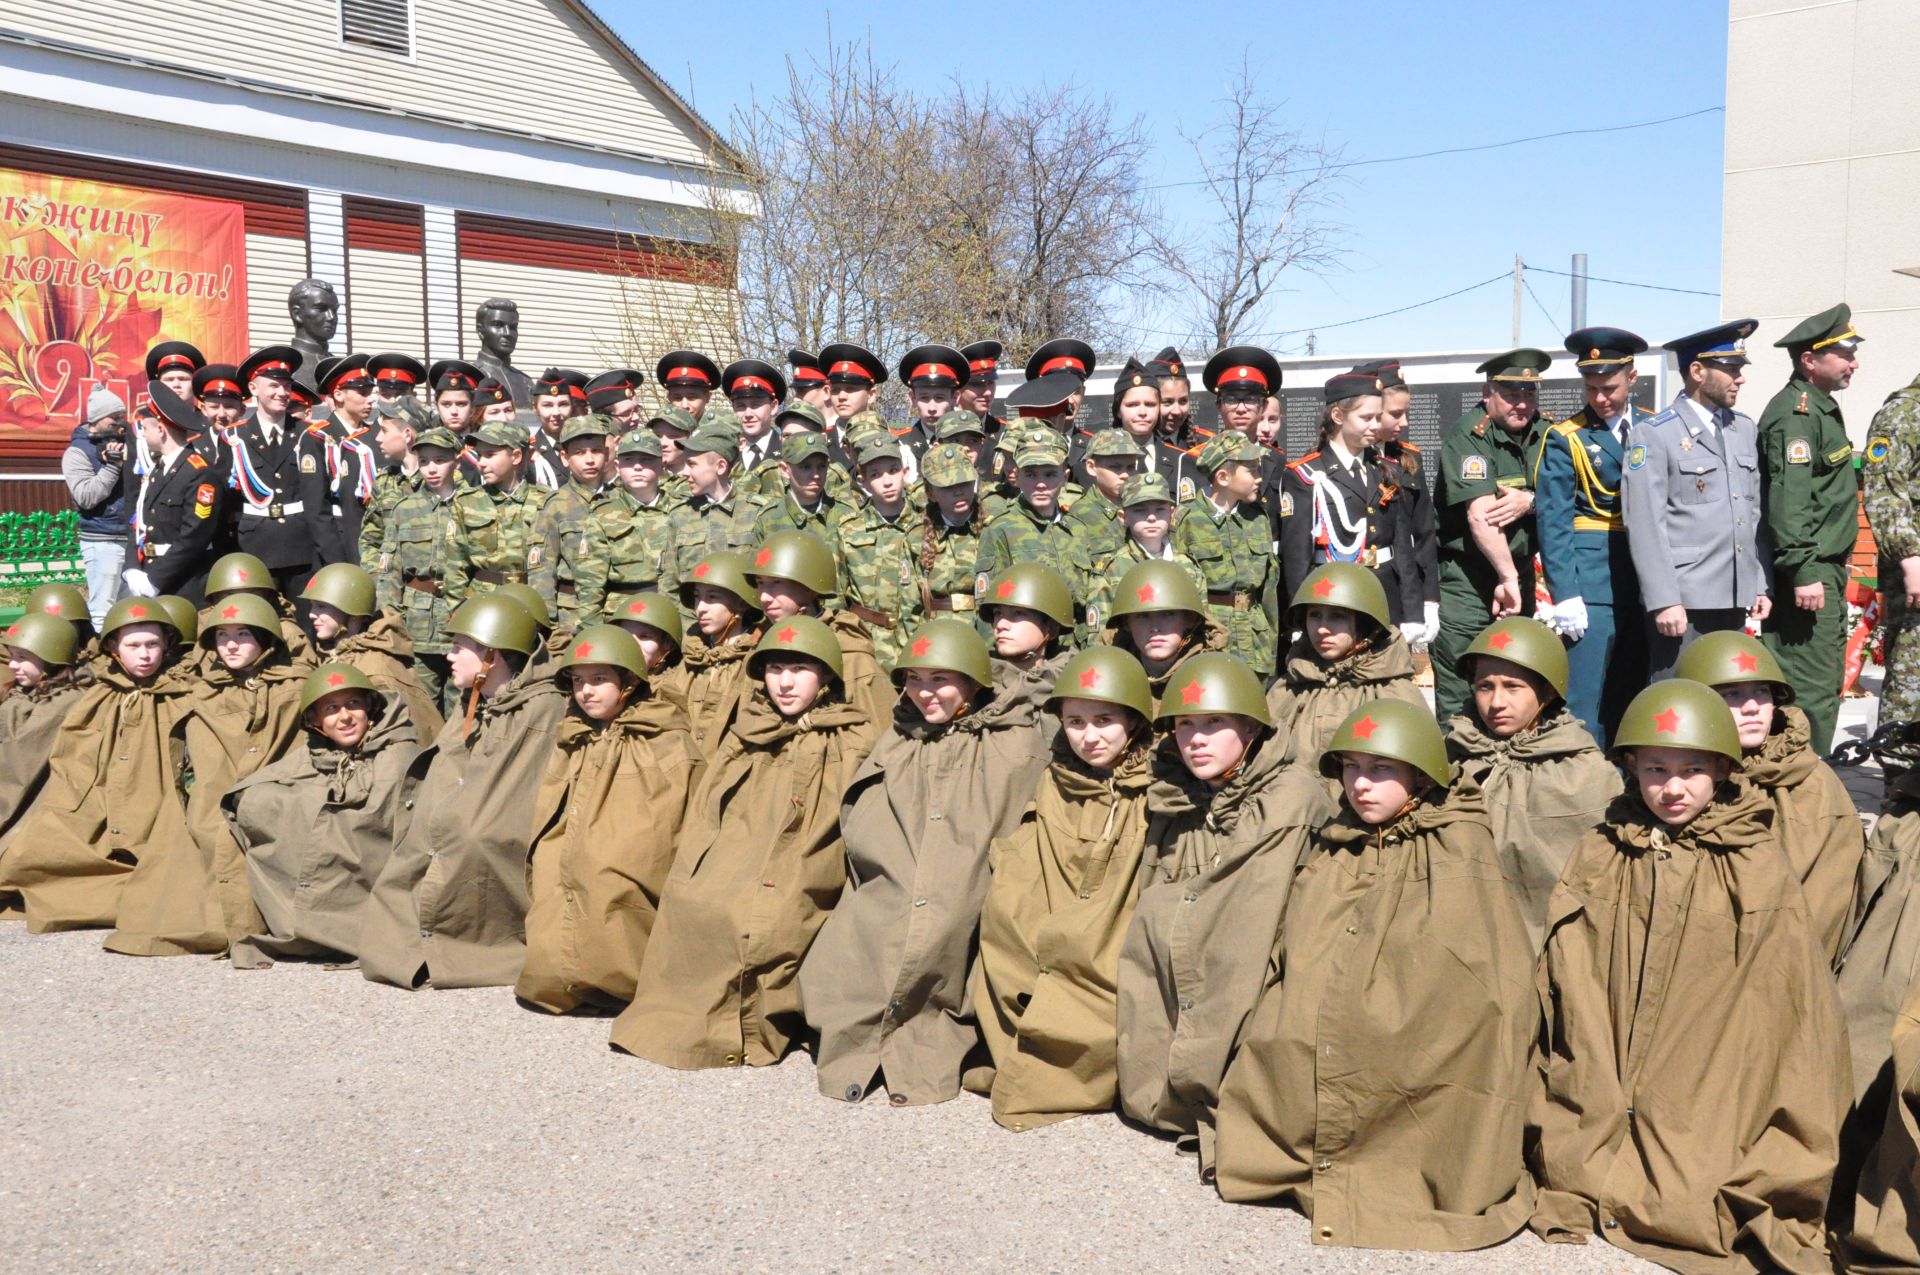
911;636;933;657
1351;714;1379;740
995;578;1017;599
1732;651;1759;674
128;604;148;618
628;600;647;615
755;548;774;567
235;568;250;583
4;624;17;637
326;672;347;688
574;642;594;659
778;626;798;644
694;562;712;579
43;601;61;614
1078;667;1102;689
1179;679;1206;705
221;604;240;620
1487;630;1513;651
1312;577;1335;598
1653;708;1682;735
1136;583;1157;603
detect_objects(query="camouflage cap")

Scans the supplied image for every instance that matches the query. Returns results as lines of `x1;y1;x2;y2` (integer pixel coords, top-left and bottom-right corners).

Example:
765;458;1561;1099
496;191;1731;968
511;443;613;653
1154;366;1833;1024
1084;428;1146;460
700;407;745;439
779;431;830;463
854;435;904;468
1195;428;1262;474
921;442;978;488
1014;442;1067;470
413;426;462;454
471;420;528;450
373;396;430;428
556;414;614;446
933;409;987;441
1119;471;1176;509
648;405;699;435
682;425;740;463
775;401;827;431
615;427;663;458
845;408;889;435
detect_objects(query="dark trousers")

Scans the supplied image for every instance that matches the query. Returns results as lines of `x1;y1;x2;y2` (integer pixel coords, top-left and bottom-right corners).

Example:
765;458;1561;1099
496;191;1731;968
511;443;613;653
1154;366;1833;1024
1646;607;1749;681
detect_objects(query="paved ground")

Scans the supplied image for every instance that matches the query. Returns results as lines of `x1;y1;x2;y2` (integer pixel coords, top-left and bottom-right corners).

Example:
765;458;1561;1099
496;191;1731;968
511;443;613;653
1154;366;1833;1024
2;927;1664;1274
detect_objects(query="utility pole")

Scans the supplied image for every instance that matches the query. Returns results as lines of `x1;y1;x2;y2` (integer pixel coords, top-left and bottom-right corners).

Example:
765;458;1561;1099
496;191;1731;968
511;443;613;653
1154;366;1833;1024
1305;331;1317;356
1571;252;1589;330
1512;255;1524;346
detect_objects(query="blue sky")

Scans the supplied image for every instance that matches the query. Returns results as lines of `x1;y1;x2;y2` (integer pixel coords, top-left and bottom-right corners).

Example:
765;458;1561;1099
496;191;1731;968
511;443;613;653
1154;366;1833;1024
613;0;1727;360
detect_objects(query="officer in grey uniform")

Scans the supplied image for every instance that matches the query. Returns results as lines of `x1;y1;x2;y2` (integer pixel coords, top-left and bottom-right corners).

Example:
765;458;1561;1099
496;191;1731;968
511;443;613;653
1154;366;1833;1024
1621;319;1774;678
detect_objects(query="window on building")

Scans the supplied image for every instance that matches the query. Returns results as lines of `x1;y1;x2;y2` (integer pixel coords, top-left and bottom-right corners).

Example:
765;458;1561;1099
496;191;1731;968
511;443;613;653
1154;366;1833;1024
340;0;412;58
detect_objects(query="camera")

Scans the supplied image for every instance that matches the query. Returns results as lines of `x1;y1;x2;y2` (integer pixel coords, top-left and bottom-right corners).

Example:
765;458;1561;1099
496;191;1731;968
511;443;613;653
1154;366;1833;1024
87;418;129;446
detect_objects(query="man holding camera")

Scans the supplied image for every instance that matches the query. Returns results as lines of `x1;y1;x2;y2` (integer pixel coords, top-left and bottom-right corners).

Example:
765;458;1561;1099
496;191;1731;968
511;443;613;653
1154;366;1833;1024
63;385;132;627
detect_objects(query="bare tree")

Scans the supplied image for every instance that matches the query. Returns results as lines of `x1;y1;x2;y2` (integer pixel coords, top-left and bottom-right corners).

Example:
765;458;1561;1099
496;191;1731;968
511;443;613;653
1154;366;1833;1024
1158;58;1345;349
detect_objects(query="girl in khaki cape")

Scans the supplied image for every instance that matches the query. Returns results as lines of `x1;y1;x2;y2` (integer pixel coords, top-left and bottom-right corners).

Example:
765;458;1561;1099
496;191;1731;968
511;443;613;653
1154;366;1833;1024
616;615;877;1067
1213;701;1537;1250
1842;977;1920;1273
1444;617;1620;950
745;529;893;724
975;646;1156;1131
0;599;195;930
800;617;1054;1106
1098;559;1228;713
1675;631;1865;964
516;625;701;1013
223;663;421;968
606;590;693;717
0;614;86;849
1263;564;1424;766
980;563;1078;703
1115;652;1333;1167
359;595;566;990
677;550;763;753
1531;679;1850;1275
107;592;306;957
300;562;444;737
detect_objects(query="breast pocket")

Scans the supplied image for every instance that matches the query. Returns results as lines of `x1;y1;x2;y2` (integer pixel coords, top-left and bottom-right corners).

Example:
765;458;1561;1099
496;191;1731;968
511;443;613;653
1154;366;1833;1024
1675;461;1726;506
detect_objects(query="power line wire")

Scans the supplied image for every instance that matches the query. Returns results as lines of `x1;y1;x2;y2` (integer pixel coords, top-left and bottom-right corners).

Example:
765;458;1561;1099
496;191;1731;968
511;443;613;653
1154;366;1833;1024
1523;263;1719;298
1112;269;1514;344
1522;273;1562;333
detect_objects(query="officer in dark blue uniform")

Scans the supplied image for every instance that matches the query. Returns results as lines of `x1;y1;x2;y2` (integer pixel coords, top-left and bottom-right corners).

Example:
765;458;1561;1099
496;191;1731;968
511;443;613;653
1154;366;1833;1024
133;384;228;605
1533;327;1653;744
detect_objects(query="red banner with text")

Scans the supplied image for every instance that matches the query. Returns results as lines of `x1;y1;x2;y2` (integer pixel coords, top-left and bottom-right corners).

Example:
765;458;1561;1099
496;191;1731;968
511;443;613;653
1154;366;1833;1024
0;166;248;458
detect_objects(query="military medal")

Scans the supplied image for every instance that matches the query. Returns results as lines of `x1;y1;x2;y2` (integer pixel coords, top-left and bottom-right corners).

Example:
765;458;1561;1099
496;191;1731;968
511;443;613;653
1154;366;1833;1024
1679;437;1693;452
1696;477;1706;493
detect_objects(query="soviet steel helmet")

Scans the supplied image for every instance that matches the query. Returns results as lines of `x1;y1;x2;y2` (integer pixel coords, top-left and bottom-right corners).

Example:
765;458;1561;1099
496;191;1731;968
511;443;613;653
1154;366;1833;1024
555;624;650;683
300;563;377;619
298;662;384;717
2;611;78;667
1458;616;1569;699
680;551;763;614
447;594;540;656
493;583;554;633
198;592;283;648
24;582;88;627
1319;699;1450;788
1611;678;1742;762
100;596;177;642
748;613;844;681
1672;631;1792;703
892;618;993;688
206;551;275;598
748;530;838;597
981;563;1075;629
1289;562;1391;633
1049;646;1154;721
155;596;199;646
608;592;683;648
1156;651;1273;727
1108;561;1206;621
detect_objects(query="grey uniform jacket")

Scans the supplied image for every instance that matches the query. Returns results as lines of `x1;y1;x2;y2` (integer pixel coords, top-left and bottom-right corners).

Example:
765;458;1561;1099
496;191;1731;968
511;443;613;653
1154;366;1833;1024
1621;395;1772;614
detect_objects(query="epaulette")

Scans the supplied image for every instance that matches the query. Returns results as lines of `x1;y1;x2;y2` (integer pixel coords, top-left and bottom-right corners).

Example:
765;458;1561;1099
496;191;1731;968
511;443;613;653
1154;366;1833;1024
305;422;330;438
1398;441;1422;454
1286;451;1322;474
187;452;208;470
1550;419;1581;437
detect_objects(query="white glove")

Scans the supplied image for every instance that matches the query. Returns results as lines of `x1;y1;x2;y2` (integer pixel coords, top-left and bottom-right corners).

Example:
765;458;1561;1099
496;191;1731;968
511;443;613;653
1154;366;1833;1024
1554;596;1589;643
1422;601;1439;639
122;568;157;598
1400;618;1431;646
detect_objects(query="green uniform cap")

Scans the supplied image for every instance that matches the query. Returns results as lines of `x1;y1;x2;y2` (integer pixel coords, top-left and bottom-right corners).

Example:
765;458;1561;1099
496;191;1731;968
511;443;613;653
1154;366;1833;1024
1672;630;1792;702
615;427;663;458
982;562;1075;628
749;529;838;596
700;407;745;439
1475;348;1553;382
1612;678;1742;761
933;409;987;441
556;623;650;682
300;562;377;619
206;551;275;599
1084;428;1146;460
448;593;540;655
155;595;198;645
749;613;843;680
1119;471;1176;509
778;431;829;463
1459;616;1570;698
609;591;683;647
647;405;699;436
921;442;977;488
1049;645;1153;720
1156;651;1272;727
24;582;89;626
1289;562;1392;633
1195;428;1262;474
555;414;614;447
1014;443;1067;470
892;617;993;688
845;408;888;435
775;401;827;431
413;426;462;454
2;611;78;667
1109;559;1207;620
680;550;762;613
855;436;905;468
299;662;383;716
199;591;283;647
493;582;554;631
471;420;528;450
1774;302;1861;353
682;425;739;463
1319;699;1450;788
101;596;177;641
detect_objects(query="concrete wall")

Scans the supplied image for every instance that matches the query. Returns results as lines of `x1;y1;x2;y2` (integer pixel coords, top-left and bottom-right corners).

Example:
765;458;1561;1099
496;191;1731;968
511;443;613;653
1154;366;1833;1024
1724;0;1920;439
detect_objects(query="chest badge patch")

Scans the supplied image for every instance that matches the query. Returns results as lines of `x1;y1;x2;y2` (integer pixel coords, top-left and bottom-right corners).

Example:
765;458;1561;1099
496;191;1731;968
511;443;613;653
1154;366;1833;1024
1786;438;1812;465
1460;454;1488;481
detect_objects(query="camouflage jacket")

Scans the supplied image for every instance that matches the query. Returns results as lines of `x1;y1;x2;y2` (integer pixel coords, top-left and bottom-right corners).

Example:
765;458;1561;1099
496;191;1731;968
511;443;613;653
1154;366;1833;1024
1061;488;1126;565
443;479;552;612
973;498;1091;601
600;487;678;612
373;484;461;654
530;480;613;630
668;483;775;582
754;490;857;554
834;501;928;670
1174;494;1278;676
357;464;418;566
1864;374;1920;564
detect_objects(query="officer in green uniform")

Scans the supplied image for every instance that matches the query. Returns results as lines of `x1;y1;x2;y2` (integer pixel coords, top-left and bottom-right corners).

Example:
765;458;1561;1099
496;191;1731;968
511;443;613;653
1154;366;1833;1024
601;426;680;616
529;414;616;632
373;426;465;712
1432;348;1553;721
1863;362;1920;783
1064;429;1145;565
666;423;775;584
1173;428;1279;679
1759;302;1864;754
443;419;553;613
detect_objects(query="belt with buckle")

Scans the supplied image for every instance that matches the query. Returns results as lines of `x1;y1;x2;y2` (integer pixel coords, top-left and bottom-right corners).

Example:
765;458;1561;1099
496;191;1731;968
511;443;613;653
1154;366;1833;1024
1572;514;1624;533
404;576;441;596
1206;589;1251;610
847;602;896;630
241;500;304;519
473;568;516;585
555;581;578;596
927;594;974;612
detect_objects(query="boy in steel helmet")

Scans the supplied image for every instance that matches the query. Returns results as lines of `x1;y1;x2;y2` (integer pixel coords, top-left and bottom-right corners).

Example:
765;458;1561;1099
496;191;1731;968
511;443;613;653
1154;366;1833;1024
0;613;86;846
1265;562;1425;764
1099;558;1226;711
300;561;443;735
676;550;764;754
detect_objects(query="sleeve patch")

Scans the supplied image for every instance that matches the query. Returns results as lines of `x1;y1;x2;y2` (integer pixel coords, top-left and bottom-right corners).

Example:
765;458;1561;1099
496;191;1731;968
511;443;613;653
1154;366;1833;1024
1786;438;1812;465
1278;492;1294;517
1626;446;1647;471
195;483;216;505
1459;454;1488;481
299;453;318;473
1867;437;1892;464
1826;444;1856;465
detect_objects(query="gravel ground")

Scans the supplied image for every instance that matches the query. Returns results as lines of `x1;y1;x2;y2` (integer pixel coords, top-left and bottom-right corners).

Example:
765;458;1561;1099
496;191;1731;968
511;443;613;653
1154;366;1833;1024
0;927;1663;1275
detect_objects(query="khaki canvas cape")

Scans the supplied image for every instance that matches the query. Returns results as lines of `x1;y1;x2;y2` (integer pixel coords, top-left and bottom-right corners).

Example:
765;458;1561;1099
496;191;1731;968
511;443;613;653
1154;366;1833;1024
1446;706;1621;951
324;611;445;738
801;660;1055;1106
106;646;306;956
515;688;702;1013
0;660;195;930
1264;633;1427;766
975;737;1155;1131
1212;782;1537;1250
0;678;85;847
613;683;877;1066
1115;727;1334;1165
1101;614;1230;715
680;628;757;754
223;701;421;968
359;664;567;989
1843;978;1920;1274
1742;705;1866;965
1530;778;1850;1275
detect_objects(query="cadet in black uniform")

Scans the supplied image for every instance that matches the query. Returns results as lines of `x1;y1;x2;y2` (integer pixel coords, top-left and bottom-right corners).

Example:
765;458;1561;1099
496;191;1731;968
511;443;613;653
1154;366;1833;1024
369;352;427;404
656;350;721;420
224;353;344;596
131;384;227;605
1352;358;1438;643
585;368;646;430
957;340;1006;446
192;363;247;438
429;359;485;434
817;342;887;432
311;354;380;567
896;344;970;462
723;358;788;479
787;349;832;414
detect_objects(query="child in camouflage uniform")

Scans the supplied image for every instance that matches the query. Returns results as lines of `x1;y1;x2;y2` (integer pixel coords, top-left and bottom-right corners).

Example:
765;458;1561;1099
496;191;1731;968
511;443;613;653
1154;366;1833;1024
375;427;465;714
